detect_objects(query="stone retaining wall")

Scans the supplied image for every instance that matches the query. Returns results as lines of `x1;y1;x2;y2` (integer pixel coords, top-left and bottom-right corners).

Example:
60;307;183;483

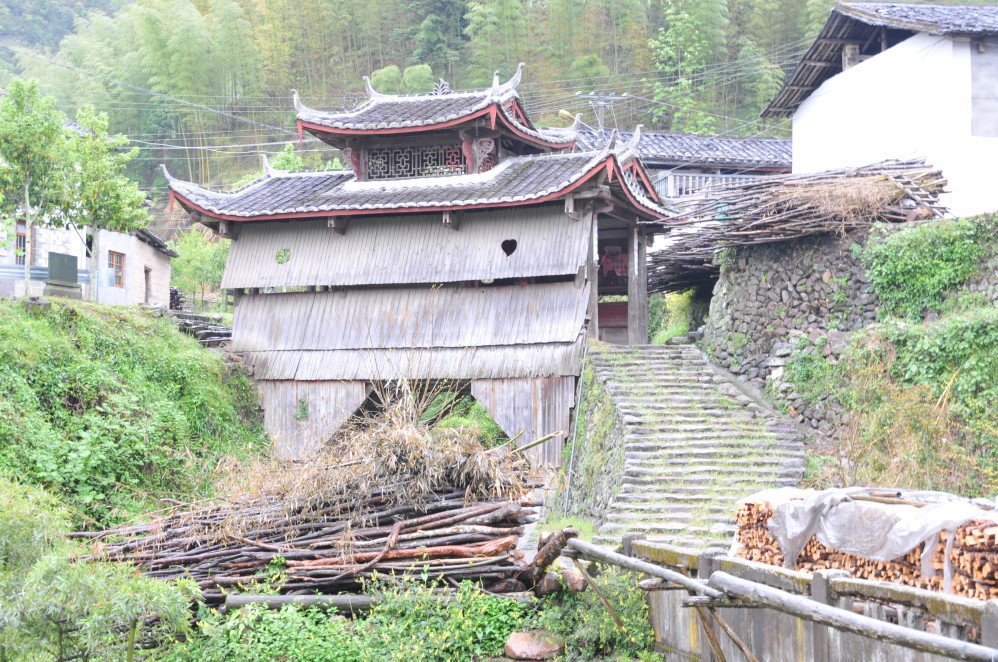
703;232;876;388
560;362;625;524
701;225;998;437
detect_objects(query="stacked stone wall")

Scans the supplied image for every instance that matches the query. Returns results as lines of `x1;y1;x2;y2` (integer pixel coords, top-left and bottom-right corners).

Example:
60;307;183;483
702;226;998;437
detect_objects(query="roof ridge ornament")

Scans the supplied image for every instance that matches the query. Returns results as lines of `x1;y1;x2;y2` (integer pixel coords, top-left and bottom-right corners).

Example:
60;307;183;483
431;78;453;95
159;163;176;183
497;62;525;95
292;89;304;114
490;71;501;98
623;124;643;152
363;76;389;100
260;153;274;177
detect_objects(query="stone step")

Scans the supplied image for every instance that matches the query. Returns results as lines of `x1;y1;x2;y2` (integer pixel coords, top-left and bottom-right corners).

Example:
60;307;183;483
619;474;800;489
624;459;804;474
625;448;802;461
623;437;802;449
599;522;737;539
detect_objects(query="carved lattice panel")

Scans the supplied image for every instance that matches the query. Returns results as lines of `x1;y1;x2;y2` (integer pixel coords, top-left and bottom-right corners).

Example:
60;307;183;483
367;144;466;180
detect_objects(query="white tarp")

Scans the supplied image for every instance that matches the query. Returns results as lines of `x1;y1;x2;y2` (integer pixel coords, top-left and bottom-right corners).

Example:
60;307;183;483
736;487;998;592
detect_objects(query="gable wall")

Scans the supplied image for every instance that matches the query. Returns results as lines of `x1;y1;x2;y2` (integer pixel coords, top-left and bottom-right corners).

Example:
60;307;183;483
793;32;998;216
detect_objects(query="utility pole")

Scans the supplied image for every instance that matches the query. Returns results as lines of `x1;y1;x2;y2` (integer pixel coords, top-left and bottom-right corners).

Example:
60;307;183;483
575;92;628;146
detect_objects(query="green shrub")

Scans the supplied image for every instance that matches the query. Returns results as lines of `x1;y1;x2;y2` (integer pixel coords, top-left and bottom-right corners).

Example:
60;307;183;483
862;216;994;319
0;300;266;526
0;474;196;661
882;307;998;457
651;288;708;344
162;581;531;662
432;396;508;447
534;568;653;660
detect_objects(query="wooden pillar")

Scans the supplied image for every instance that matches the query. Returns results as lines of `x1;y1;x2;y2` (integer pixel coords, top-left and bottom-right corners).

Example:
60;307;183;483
587;206;599;340
627;222;648;345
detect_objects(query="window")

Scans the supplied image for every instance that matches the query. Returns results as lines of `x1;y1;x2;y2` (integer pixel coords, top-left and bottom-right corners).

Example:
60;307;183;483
14;222;26;266
108;251;125;288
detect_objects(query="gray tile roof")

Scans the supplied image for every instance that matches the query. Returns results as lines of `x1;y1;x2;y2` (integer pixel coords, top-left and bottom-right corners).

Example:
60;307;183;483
136;228;178;258
165;145;670;219
764;3;998;118
593;131;791;170
838;3;998;35
295;65;523;132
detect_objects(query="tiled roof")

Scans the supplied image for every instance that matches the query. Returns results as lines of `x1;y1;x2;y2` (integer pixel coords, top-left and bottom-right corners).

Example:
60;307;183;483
763;3;998;118
295;65;523;132
136;228;179;258
838;3;998;35
165;142;671;220
591;131;791;170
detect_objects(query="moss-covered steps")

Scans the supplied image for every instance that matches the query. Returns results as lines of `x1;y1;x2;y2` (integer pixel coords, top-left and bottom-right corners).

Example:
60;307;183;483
588;343;804;550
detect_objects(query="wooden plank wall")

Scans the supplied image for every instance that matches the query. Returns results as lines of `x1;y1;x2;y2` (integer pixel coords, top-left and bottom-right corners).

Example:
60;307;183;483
471;376;575;467
257;380;369;460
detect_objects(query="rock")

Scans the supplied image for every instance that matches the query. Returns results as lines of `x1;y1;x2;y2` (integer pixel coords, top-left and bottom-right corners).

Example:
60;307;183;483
559;565;587;592
772;342;793;357
505;631;565;660
535;571;561;597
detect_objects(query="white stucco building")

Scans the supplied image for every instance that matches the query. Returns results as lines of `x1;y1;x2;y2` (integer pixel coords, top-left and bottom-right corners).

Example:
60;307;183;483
0;225;176;305
764;3;998;217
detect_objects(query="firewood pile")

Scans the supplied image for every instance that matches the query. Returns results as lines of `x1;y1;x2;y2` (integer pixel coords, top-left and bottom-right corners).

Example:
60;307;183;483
78;383;569;603
170;310;231;346
735;500;998;601
79;491;552;604
649;160;947;293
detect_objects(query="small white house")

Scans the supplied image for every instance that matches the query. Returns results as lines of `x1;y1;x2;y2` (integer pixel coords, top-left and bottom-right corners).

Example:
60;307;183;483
764;3;998;217
0;225;176;305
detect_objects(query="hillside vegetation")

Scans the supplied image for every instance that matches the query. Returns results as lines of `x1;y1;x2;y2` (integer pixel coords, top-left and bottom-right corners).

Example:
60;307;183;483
0;299;266;526
791;216;998;494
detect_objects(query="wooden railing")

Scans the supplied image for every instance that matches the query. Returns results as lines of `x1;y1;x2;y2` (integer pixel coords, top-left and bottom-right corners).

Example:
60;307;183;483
655;172;765;199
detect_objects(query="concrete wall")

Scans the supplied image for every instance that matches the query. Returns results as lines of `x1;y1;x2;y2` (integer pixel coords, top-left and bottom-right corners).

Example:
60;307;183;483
793;33;998;217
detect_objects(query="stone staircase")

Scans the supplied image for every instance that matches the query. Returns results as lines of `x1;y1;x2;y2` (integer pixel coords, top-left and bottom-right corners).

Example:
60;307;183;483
589;342;805;549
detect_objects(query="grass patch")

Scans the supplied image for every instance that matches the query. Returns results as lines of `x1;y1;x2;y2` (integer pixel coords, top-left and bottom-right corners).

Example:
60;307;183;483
0;299;266;527
538;515;597;541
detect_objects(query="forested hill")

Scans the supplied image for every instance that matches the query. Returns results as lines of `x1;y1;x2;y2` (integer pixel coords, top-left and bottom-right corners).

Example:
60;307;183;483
0;0;987;193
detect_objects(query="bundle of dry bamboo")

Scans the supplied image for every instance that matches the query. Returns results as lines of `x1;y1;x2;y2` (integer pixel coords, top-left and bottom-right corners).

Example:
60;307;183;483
735;502;998;600
648;160;947;293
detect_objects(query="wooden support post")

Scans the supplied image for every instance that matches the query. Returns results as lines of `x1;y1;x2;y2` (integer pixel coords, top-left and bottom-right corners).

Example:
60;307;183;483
982;600;998;648
812;570;851;662
627;222;648;345
587;207;599;340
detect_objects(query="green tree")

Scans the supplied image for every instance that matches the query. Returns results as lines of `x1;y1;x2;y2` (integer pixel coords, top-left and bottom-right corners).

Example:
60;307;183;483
66;105;148;303
464;0;528;86
648;0;729;132
411;0;466;80
170;228;229;305
0;474;196;661
0;79;72;290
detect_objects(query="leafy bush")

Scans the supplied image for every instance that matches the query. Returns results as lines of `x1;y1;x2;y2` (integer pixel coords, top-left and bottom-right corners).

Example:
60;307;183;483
882;308;998;457
0;300;266;526
431;395;508;447
0;474;196;661
162;581;530;662
862;216;994;319
651;288;709;344
785;311;996;495
534;568;653;660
